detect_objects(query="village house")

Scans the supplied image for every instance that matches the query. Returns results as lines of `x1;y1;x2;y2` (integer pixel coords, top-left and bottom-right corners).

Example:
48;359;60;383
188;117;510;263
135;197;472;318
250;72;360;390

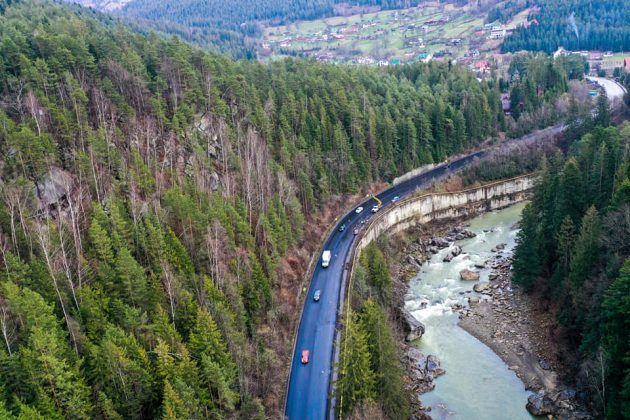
553;47;570;59
474;60;490;73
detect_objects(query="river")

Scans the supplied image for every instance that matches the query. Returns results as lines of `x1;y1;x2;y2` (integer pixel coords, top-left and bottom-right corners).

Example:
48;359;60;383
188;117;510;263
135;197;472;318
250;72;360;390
404;202;533;419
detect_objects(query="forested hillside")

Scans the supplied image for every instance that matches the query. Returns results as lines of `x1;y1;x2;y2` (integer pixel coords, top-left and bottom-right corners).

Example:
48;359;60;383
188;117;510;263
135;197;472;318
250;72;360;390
64;0;421;57
512;103;630;417
0;0;507;417
502;0;630;53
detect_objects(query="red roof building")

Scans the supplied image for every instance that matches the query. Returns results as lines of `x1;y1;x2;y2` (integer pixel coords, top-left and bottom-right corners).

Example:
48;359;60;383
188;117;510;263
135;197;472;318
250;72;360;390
474;61;490;72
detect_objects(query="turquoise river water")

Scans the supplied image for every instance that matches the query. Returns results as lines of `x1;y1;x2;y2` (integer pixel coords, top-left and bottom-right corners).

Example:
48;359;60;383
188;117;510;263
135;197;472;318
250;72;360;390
404;202;534;420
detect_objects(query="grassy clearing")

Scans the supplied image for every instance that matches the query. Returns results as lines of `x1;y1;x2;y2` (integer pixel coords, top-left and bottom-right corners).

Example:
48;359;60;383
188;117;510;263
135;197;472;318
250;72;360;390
604;53;630;61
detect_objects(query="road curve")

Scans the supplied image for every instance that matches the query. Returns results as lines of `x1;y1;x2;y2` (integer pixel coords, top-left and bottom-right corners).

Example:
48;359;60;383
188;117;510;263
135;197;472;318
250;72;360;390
587;76;627;102
285;151;485;420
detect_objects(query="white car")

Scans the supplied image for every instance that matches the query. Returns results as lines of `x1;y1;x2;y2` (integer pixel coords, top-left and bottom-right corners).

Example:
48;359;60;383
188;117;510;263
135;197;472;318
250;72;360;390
371;205;381;213
355;206;364;214
313;290;321;302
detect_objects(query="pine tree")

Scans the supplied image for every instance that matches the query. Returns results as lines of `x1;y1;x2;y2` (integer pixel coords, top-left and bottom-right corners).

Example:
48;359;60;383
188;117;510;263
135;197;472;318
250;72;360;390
595;92;611;128
336;312;376;417
359;300;410;419
601;258;630;418
512;204;541;290
556;216;577;276
557;158;585;227
161;381;187;420
360;243;392;305
567;206;601;329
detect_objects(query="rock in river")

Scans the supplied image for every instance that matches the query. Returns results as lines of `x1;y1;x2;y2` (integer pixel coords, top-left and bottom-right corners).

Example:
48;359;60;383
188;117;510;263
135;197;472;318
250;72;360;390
474;260;486;269
401;308;425;342
460;269;480;281
526;392;557;416
473;282;490;292
443;245;462;262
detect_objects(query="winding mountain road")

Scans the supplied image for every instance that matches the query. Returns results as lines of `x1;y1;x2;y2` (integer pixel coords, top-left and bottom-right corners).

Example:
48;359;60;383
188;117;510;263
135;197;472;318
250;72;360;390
284;75;623;417
285;151;486;420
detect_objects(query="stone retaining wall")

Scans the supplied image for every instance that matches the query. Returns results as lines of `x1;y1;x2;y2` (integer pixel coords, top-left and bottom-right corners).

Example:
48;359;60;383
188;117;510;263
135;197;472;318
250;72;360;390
356;175;536;252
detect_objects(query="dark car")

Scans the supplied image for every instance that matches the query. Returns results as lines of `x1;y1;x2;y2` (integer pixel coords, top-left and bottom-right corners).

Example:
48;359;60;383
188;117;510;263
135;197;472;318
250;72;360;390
338;224;346;232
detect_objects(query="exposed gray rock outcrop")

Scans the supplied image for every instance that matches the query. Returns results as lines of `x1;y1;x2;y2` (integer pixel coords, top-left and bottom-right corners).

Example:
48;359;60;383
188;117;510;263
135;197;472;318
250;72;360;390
526;391;556;416
35;167;74;217
401;308;425;342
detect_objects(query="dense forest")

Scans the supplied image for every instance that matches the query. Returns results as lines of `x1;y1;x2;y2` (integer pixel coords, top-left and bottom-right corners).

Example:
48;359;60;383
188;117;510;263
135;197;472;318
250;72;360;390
0;0;515;417
485;0;531;24
502;0;630;53
65;0;421;58
512;99;630;417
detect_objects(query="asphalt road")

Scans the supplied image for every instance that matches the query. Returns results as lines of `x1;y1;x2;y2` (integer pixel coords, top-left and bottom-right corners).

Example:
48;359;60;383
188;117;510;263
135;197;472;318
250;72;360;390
587;76;627;102
285;150;485;420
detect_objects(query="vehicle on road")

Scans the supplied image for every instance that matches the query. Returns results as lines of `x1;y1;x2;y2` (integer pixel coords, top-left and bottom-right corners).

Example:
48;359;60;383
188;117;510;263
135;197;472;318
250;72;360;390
392;196;400;203
355;206;364;213
313;290;321;302
301;350;310;364
321;250;331;268
371;205;380;213
353;228;359;235
338;224;346;232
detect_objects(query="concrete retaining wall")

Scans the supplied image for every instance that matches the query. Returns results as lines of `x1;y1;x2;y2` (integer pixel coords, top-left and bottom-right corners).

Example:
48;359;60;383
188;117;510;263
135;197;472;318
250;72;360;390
356;175;536;252
392;163;438;185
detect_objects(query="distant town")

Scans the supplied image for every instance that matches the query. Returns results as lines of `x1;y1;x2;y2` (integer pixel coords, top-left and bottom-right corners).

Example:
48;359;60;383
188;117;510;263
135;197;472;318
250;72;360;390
260;2;629;82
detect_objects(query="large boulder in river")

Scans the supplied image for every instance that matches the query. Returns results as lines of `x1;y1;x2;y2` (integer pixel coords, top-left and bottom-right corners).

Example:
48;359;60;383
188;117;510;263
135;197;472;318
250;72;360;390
401;308;425;342
431;237;449;248
473;282;490;292
443;245;462;262
526;392;556;416
460;269;480;281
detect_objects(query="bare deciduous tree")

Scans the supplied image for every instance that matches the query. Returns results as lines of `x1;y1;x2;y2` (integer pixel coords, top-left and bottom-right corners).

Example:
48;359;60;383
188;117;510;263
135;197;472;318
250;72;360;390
34;220;79;354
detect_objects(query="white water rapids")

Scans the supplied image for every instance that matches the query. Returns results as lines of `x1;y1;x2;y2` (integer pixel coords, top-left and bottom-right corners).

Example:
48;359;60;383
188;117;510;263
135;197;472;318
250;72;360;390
404;203;533;419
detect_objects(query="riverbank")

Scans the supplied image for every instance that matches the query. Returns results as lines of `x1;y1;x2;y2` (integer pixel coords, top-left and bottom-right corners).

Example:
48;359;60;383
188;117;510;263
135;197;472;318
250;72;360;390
458;250;591;418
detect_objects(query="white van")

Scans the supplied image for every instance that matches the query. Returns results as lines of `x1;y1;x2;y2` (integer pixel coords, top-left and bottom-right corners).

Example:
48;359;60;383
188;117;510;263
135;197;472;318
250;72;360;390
322;250;331;268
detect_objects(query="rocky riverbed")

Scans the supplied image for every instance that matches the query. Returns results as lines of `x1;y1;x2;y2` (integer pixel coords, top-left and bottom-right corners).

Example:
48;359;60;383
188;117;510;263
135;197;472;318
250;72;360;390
393;224;479;400
390;204;591;418
458;251;591;419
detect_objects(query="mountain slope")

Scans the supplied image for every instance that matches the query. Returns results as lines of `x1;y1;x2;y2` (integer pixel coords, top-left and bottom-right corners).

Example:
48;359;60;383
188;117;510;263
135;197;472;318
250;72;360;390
62;0;421;57
0;0;507;417
502;0;630;53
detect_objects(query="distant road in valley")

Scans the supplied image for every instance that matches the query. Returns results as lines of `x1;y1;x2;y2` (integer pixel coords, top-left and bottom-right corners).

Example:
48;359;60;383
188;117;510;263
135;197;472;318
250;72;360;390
587;76;627;103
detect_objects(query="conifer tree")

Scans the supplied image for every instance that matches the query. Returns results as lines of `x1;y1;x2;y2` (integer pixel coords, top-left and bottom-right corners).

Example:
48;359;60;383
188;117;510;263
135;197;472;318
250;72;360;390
336;312;376;417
